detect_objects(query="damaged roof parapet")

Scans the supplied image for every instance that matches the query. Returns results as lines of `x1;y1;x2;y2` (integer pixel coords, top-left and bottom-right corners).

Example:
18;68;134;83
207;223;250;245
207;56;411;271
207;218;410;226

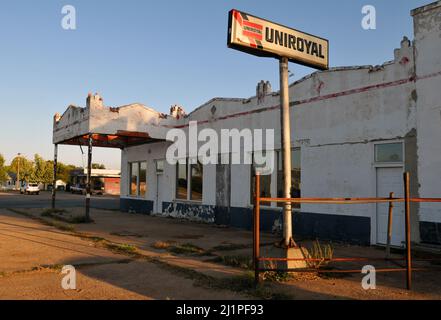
53;93;176;148
411;0;441;16
53;29;417;147
288;36;414;88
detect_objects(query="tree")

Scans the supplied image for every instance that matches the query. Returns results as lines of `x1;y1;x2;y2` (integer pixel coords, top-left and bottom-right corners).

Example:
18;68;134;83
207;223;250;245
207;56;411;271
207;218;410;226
0;154;8;183
9;156;34;183
55;162;78;183
32;154;53;185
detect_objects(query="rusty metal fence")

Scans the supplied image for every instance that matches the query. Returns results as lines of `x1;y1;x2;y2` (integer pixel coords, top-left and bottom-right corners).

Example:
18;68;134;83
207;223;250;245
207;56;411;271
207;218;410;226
253;172;441;290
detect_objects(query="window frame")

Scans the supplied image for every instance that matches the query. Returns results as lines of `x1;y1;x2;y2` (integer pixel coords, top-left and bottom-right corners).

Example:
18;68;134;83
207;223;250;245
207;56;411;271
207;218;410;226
175;160;188;200
128;161;147;198
189;161;203;201
249;151;275;207
175;158;204;202
373;141;404;167
155;159;165;175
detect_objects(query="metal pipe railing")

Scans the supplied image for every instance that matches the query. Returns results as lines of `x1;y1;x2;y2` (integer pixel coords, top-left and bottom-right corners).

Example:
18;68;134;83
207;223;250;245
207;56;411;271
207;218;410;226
253;172;441;290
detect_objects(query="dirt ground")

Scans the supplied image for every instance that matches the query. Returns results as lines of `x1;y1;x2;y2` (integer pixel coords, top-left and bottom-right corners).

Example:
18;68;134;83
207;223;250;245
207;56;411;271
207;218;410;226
1;206;441;300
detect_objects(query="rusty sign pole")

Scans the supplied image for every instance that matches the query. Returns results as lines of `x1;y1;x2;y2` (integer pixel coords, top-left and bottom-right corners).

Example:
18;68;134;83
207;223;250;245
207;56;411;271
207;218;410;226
254;173;261;285
280;57;295;248
404;172;412;290
52;144;58;209
85;135;93;222
227;8;328;250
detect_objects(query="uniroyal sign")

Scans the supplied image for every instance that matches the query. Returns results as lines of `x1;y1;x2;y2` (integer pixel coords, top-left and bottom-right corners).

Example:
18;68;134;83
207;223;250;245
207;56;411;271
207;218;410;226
228;9;329;70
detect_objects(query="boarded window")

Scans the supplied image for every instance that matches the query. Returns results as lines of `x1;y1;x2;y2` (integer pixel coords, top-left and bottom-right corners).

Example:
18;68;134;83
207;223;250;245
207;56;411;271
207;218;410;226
375;143;403;163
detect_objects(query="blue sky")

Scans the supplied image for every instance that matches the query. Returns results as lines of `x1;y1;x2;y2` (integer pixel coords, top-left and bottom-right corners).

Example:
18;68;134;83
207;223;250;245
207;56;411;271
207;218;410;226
0;0;430;169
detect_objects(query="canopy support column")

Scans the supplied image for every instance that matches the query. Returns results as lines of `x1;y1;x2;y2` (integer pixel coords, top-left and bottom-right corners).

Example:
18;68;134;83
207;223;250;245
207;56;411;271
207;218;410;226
51;144;58;209
85;135;93;222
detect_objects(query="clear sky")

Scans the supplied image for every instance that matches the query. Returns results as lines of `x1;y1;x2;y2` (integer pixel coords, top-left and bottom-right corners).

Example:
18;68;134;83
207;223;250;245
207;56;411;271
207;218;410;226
0;0;431;169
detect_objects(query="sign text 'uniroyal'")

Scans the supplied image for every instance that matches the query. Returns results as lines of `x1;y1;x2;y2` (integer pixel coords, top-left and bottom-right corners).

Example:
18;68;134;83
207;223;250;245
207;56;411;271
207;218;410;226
228;9;329;70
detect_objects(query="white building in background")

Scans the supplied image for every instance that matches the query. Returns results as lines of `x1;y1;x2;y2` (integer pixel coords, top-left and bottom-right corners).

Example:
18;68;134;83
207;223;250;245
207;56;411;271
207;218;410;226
53;1;441;246
0;173;17;191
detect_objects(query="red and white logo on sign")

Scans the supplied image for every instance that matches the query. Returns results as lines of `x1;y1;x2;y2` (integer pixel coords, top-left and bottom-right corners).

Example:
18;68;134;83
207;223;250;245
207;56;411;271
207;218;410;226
233;10;264;49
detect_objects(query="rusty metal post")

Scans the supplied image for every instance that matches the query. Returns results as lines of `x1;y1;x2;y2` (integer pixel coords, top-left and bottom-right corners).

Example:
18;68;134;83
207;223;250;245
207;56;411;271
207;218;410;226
279;57;294;248
85;135;93;222
386;192;394;259
51;144;58;209
404;172;412;290
254;173;261;285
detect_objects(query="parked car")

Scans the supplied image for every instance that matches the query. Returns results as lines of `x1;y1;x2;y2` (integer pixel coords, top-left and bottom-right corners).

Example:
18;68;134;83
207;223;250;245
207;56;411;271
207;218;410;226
20;182;40;195
71;184;87;195
71;184;104;195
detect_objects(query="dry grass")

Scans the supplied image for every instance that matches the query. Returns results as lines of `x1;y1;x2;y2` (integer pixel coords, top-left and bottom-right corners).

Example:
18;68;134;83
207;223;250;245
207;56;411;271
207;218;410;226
152;240;176;250
302;239;334;269
104;243;138;255
209;255;253;270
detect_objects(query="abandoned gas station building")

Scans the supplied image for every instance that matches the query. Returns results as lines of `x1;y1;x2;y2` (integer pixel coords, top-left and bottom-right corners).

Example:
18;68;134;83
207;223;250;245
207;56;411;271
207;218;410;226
53;2;441;247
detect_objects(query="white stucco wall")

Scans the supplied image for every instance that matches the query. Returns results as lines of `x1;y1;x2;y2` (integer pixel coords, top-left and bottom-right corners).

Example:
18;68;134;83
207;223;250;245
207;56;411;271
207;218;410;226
109;1;441;245
413;2;441;223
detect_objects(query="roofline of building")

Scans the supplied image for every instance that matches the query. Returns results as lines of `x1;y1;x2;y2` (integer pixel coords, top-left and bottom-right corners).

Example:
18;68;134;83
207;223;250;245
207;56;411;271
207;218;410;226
411;1;441;16
184;60;399;116
115;103;163;115
185;61;399;116
186;97;246;116
57;0;423;120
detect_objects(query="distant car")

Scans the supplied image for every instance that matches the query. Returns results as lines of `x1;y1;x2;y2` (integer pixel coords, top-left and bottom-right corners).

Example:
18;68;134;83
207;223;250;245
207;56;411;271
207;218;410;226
71;184;104;195
71;184;87;195
20;183;40;195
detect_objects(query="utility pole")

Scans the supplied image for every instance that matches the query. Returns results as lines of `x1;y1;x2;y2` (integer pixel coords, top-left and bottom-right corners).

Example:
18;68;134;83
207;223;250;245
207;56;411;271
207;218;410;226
279;57;295;248
16;153;21;190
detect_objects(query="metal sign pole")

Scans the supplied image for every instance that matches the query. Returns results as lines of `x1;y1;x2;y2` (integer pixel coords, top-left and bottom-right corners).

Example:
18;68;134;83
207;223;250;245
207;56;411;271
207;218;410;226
404;172;412;290
279;57;295;248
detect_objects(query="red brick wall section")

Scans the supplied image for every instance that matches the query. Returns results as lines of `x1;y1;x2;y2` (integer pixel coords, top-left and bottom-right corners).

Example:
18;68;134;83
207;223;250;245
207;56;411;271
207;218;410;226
104;177;120;195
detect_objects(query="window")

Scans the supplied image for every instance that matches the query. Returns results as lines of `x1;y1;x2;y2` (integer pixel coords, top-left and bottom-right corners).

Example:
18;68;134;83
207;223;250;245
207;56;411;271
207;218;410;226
176;160;204;201
190;162;203;201
139;162;147;197
129;163;138;196
277;149;301;209
375;143;403;163
129;161;147;197
156;160;165;174
176;162;188;200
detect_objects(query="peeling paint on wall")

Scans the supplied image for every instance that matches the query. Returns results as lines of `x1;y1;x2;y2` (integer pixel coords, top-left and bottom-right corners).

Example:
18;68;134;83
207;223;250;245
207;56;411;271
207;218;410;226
161;202;216;223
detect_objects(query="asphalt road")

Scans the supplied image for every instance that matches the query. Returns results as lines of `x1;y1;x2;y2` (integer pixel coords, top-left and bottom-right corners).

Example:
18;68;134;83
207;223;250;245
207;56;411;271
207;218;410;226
0;191;120;210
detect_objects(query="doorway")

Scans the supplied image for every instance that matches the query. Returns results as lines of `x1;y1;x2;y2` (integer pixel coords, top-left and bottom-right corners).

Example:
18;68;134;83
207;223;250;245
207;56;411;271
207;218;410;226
155;160;165;213
376;167;405;247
